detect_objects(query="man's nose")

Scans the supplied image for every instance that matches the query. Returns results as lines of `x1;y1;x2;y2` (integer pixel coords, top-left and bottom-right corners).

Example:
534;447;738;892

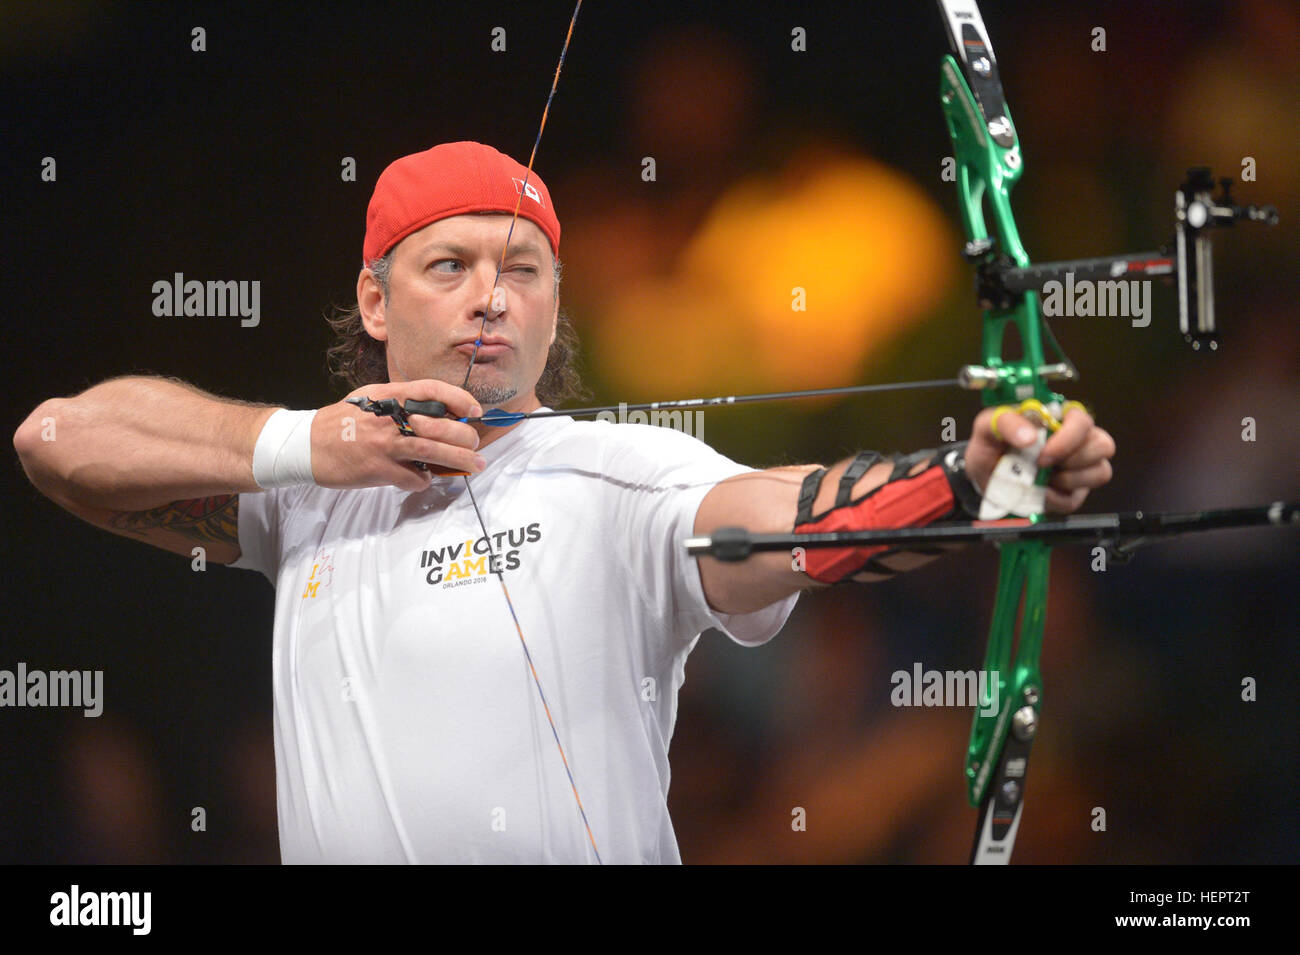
473;259;509;319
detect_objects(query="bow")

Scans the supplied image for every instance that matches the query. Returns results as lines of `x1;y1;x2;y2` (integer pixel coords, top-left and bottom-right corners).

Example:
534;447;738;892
936;0;1067;865
687;0;1285;863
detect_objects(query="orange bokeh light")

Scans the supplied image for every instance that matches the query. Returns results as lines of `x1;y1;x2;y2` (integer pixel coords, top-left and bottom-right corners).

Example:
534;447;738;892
590;151;958;395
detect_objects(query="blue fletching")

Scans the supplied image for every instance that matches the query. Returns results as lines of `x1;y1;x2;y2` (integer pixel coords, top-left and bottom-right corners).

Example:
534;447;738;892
479;408;527;427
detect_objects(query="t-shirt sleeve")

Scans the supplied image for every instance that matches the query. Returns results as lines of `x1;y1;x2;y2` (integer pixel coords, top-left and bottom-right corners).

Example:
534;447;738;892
227;485;291;585
597;423;799;650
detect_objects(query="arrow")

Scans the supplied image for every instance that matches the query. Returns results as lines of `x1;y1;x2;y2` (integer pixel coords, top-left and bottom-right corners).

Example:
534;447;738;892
383;378;964;427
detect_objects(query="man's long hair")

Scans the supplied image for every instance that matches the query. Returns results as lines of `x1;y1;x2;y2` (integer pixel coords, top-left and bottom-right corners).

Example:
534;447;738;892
325;246;586;407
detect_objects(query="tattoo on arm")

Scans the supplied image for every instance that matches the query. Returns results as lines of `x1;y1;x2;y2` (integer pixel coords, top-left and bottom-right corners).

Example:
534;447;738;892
107;494;240;547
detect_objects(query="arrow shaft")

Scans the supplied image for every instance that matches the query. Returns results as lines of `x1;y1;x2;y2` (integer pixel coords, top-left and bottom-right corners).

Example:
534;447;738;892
463;378;963;424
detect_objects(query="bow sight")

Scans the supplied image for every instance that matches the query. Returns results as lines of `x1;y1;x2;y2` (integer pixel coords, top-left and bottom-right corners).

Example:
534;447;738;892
959;167;1277;372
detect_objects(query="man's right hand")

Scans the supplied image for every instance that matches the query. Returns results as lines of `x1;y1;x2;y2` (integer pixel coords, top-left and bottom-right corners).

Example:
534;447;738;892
311;380;487;491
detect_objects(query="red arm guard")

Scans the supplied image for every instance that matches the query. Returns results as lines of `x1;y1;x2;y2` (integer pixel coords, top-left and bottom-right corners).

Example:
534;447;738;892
793;444;981;583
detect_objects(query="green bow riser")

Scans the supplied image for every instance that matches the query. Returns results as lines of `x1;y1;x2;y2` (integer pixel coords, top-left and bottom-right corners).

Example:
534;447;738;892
938;56;1060;809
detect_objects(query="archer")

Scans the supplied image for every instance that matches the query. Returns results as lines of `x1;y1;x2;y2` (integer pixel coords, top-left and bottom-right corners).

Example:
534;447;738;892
12;140;1115;863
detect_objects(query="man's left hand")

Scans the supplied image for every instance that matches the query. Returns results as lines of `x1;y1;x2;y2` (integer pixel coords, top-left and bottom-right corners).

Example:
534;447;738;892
965;405;1116;514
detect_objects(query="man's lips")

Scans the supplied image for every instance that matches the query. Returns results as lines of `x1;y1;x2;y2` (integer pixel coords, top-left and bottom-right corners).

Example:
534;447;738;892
454;337;512;358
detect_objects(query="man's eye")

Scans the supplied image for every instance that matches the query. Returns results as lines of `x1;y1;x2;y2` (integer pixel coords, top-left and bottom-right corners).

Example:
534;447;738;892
431;259;462;273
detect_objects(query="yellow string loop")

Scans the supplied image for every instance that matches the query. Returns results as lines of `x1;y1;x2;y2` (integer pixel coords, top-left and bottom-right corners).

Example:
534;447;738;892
989;399;1091;440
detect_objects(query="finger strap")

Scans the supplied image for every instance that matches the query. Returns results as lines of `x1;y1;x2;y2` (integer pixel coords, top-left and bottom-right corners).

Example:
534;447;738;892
404;400;450;418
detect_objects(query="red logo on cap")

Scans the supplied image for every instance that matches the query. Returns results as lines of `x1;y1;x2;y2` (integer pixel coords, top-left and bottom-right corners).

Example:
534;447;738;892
512;178;544;207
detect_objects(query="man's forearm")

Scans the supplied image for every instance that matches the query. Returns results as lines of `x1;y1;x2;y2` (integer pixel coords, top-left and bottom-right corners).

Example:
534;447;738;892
12;375;279;511
693;465;813;614
694;449;969;614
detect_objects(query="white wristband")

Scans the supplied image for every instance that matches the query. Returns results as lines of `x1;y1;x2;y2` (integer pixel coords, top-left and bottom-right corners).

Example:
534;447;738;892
252;409;318;488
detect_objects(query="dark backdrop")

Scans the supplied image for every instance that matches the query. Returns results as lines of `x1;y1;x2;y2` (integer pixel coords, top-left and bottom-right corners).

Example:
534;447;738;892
3;0;1297;863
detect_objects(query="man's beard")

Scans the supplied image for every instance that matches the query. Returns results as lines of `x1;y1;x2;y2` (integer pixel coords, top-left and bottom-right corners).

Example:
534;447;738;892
468;382;517;406
463;363;517;406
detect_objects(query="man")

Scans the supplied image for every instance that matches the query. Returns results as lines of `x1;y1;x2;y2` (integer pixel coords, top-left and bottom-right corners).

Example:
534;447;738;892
12;141;1115;863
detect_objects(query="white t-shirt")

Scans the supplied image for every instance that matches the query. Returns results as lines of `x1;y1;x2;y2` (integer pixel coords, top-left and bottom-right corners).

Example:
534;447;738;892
230;412;798;864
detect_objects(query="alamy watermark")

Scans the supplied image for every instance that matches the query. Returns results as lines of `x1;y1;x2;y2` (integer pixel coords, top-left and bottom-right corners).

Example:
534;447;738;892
0;663;102;717
1040;271;1153;327
151;272;261;327
50;885;150;935
891;663;999;717
595;403;703;438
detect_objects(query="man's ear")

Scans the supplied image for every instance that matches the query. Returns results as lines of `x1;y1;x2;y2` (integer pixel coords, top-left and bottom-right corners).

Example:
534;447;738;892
548;300;559;347
357;268;388;342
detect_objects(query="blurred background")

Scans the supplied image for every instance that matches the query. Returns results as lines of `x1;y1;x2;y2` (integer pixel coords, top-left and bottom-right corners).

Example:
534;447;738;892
2;0;1297;863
